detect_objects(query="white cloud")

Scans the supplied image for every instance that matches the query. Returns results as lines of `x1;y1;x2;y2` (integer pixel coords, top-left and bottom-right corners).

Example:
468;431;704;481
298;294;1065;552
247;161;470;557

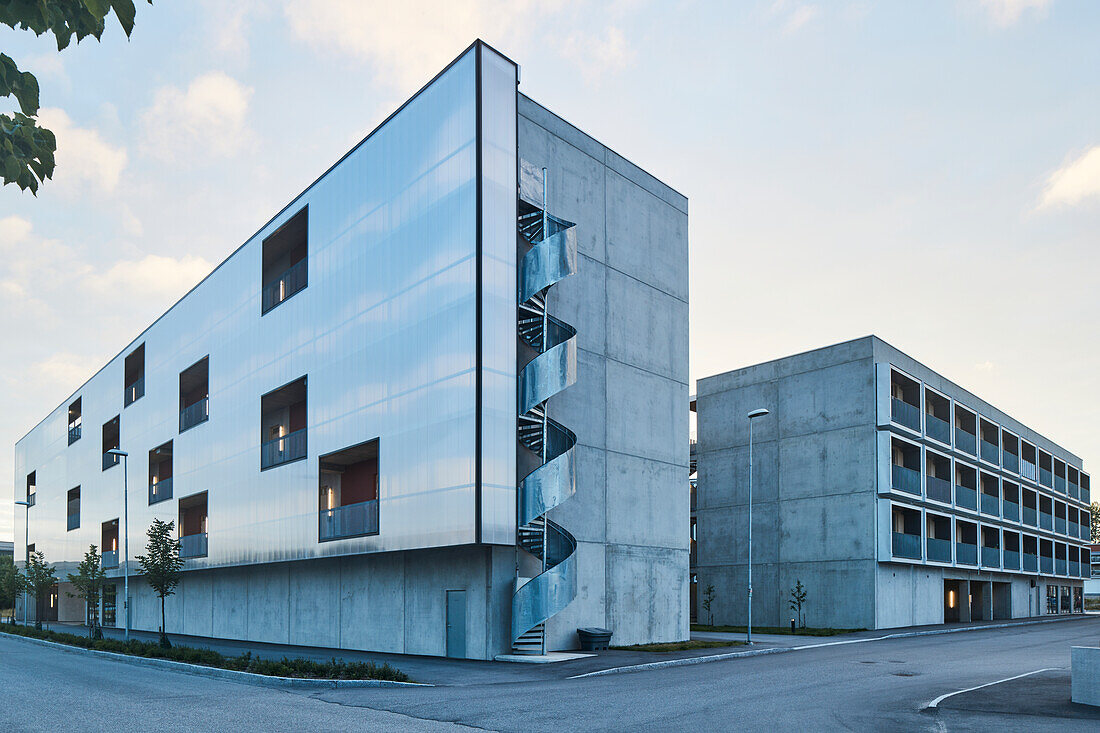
0;215;33;243
35;108;127;194
89;254;212;300
974;0;1052;27
562;27;635;82
768;1;821;35
1037;145;1100;210
140;72;254;164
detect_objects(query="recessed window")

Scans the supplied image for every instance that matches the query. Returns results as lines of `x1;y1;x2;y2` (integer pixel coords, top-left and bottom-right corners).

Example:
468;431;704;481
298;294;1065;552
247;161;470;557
26;471;35;506
179;492;208;559
102;416;120;471
66;487;80;531
67;398;81;445
179;357;210;433
261;376;307;470
261;207;308;314
149;441;173;505
101;520;119;568
124;344;145;407
318;439;380;541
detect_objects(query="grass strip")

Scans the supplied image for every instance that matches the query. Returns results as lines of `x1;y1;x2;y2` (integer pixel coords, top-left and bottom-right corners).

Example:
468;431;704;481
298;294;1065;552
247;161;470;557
610;639;743;652
690;624;863;637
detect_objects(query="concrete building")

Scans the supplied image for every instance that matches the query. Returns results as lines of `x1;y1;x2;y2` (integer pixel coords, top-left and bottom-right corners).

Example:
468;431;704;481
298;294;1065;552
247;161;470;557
694;336;1091;630
0;540;11;559
13;41;689;658
1085;543;1100;600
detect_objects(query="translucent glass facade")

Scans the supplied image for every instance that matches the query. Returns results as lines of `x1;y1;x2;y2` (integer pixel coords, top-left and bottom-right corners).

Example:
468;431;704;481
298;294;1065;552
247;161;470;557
14;43;520;572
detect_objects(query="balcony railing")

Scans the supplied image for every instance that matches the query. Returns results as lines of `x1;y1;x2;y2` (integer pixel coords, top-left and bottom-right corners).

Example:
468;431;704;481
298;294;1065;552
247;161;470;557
956;542;978;565
261;258;308;314
980;440;999;465
1068;522;1078;539
1023;553;1038;572
1056;558;1067;576
955;428;977;455
179;397;209;432
180;532;208;558
1039;467;1052;487
927;537;952;563
1070;560;1080;577
1003;549;1020;570
319;499;379;541
149;477;173;505
980;493;999;516
1040;512;1053;531
1041;556;1053;574
981;546;1000;568
1003;501;1019;522
1055;517;1066;535
1082;524;1091;541
26;493;35;507
1023;506;1037;526
926;413;951;444
1069;482;1079;500
1003;452;1019;474
101;550;118;569
261;428;307;470
892;532;921;560
1083;487;1091;504
66;510;79;531
955;485;977;511
1021;460;1037;481
1055;476;1067;494
68;424;81;445
102;451;120;471
891;464;921;495
926;475;952;504
124;375;145;407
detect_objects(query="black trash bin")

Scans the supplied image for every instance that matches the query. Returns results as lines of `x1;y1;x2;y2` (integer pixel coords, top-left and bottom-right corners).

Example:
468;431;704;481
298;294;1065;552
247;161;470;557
577;627;613;651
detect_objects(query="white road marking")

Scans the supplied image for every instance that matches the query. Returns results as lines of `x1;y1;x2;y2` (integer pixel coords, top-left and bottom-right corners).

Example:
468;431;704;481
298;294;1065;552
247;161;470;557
924;667;1059;710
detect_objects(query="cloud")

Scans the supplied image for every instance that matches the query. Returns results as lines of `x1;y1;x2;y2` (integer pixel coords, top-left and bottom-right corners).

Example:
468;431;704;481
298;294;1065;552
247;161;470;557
0;215;33;243
974;0;1052;27
89;254;212;300
768;1;821;34
1037;145;1100;210
140;72;253;164
35;108;127;194
562;27;635;82
25;352;93;392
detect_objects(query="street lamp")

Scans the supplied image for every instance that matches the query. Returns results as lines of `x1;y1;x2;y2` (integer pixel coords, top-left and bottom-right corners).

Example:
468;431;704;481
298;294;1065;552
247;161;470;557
746;408;769;645
107;448;130;640
14;499;30;627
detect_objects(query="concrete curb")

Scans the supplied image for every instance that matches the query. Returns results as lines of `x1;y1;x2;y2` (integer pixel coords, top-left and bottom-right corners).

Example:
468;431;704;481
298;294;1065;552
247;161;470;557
0;631;429;689
576;614;1096;679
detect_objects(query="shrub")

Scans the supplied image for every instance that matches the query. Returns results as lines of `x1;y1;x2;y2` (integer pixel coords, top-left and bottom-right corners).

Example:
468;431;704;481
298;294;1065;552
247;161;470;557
0;622;409;682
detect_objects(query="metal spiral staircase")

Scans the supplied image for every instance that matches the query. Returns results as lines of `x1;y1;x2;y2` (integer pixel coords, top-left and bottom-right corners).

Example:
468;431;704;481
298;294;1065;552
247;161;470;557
511;181;579;656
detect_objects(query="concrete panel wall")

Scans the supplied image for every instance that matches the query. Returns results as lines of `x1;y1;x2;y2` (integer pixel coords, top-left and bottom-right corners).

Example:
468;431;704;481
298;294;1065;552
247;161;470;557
520;94;690;648
875;565;944;628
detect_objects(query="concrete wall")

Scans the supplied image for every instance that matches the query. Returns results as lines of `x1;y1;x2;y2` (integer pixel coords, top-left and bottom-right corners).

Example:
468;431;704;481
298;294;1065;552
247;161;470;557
695;338;878;630
106;545;513;659
518;94;690;648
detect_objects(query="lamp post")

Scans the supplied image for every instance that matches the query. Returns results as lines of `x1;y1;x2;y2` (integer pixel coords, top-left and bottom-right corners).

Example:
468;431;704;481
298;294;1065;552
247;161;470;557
107;448;130;640
746;408;769;645
14;499;30;626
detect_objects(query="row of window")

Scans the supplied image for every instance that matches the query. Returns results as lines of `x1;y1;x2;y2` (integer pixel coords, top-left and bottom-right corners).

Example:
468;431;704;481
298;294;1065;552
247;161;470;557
889;368;1091;506
889;436;1092;542
889;503;1091;578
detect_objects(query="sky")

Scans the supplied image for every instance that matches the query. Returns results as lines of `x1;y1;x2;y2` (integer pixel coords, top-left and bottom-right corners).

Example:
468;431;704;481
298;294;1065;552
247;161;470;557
2;0;1099;540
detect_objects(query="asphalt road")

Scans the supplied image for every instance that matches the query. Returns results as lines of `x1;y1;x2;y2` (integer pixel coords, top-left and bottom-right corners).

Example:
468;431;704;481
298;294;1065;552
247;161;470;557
3;618;1100;731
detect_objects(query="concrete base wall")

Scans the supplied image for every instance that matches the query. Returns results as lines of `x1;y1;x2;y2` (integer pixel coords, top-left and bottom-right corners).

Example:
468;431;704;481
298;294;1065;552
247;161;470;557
102;546;514;660
1071;647;1100;707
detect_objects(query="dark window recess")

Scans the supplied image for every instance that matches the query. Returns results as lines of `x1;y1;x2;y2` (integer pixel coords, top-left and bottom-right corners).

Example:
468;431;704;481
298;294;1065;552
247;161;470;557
319;438;380;541
124;344;145;407
149;441;173;504
261;376;307;470
179;492;208;559
101;520;119;568
179;357;209;432
261;207;308;314
26;471;36;506
66;487;80;531
102;416;120;471
67;398;82;445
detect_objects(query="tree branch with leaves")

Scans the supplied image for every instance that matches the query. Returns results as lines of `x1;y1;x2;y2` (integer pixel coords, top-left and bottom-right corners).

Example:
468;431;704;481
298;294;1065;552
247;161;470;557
136;518;183;648
1;0;152;194
66;544;106;638
22;550;56;630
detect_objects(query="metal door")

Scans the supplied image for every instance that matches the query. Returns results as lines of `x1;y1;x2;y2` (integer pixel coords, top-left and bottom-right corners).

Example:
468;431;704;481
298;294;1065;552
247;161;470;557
446;590;466;659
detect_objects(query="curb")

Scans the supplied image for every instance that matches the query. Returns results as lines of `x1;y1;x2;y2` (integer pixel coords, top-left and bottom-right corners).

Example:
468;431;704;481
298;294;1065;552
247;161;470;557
576;614;1096;679
0;631;429;689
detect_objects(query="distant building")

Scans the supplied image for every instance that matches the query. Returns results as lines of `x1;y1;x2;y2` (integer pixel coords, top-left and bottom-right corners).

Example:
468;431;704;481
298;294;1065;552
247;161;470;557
0;541;12;560
13;41;689;658
695;336;1091;629
1085;543;1100;599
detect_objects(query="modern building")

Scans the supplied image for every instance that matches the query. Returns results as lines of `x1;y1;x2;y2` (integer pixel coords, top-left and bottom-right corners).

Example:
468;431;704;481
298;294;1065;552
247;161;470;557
1086;543;1100;600
13;41;690;658
694;336;1091;630
0;540;12;559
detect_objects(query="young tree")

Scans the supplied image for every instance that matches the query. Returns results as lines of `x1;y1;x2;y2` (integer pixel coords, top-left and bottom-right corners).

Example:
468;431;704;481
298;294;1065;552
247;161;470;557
788;579;808;629
66;545;106;639
0;1;154;193
701;583;716;626
1092;502;1099;544
23;550;57;630
0;555;22;623
136;519;183;648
